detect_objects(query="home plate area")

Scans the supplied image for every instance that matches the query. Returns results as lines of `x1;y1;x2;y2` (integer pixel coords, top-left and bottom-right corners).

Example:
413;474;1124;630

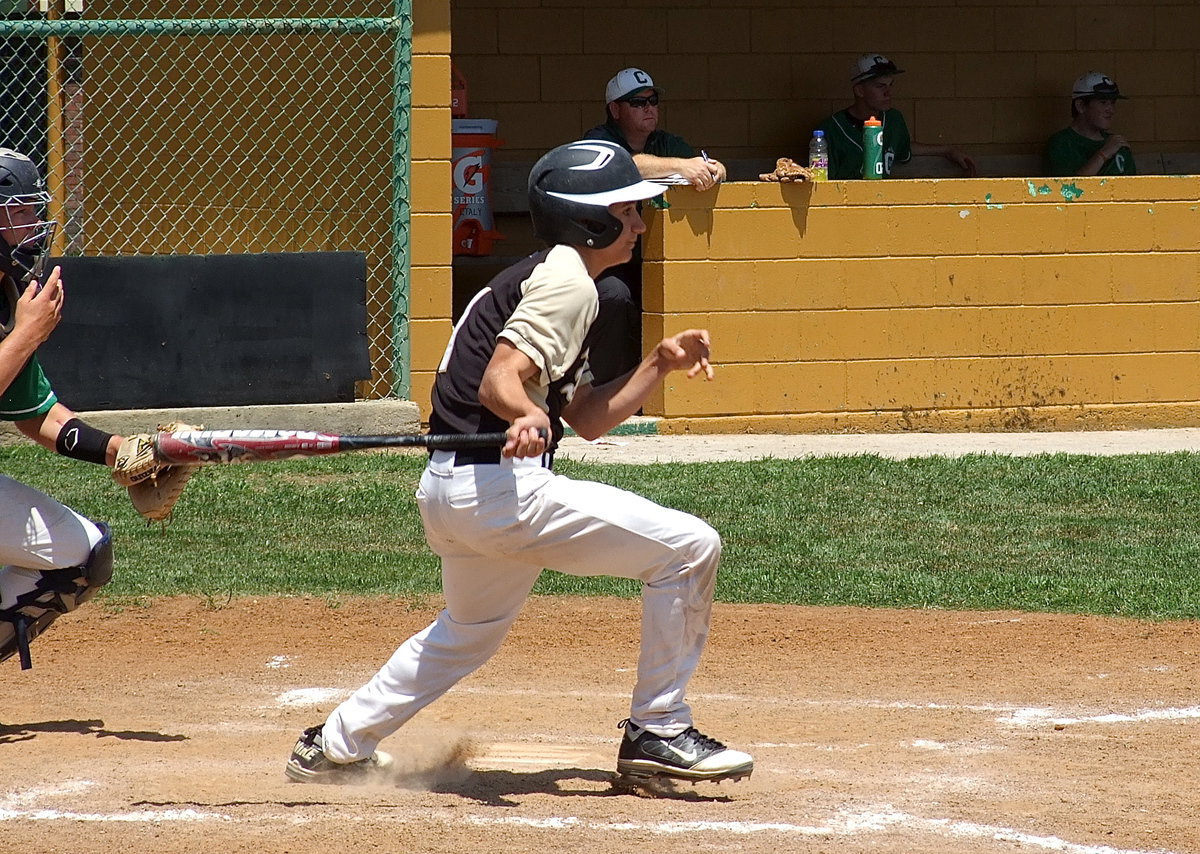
1;596;1197;854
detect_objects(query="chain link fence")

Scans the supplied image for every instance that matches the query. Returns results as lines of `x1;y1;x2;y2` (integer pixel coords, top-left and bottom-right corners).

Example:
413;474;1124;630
0;1;412;399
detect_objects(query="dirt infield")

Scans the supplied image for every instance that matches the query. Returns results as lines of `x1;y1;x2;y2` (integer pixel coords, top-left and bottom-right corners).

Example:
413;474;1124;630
3;595;1198;853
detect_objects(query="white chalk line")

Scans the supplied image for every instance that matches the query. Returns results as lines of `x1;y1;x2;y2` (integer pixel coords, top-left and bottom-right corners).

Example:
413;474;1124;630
0;806;228;823
0;786;1176;854
276;683;1023;713
271;685;1200;735
1000;705;1200;727
274;687;346;707
0;780;225;824
464;809;1170;854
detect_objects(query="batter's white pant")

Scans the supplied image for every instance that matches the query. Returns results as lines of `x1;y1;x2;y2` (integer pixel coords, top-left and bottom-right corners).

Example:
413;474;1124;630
322;451;721;763
0;475;106;609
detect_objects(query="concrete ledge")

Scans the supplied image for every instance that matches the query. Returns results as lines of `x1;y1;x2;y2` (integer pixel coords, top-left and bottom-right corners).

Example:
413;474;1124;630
0;399;422;448
563;415;659;437
652;402;1200;436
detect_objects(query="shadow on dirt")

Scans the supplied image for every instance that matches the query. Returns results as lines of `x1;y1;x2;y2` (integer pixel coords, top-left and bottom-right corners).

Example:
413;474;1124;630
0;719;189;744
427;767;736;805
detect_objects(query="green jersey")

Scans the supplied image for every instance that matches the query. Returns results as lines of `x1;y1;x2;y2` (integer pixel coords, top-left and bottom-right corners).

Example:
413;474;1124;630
817;108;912;180
1045;127;1136;176
0;354;56;421
583;119;695;158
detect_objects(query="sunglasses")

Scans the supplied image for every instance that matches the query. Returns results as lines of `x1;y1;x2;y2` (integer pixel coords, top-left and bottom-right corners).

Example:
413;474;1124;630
622;94;659;108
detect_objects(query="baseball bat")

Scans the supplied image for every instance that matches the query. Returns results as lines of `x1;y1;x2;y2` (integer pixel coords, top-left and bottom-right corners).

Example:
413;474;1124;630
152;429;537;466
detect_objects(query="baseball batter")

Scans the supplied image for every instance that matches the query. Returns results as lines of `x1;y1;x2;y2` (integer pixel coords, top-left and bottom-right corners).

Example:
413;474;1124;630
285;140;753;785
0;149;121;669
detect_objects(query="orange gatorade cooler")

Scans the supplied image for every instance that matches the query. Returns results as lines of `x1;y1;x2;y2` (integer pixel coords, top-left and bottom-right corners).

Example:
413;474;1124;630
451;118;504;256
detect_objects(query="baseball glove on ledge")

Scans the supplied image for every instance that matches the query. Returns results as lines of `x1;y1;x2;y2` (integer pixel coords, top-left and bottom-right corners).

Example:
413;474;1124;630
759;157;815;183
112;422;202;522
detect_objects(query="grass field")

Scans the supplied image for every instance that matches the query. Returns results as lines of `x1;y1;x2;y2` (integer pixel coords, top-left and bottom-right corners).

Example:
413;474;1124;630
5;446;1200;619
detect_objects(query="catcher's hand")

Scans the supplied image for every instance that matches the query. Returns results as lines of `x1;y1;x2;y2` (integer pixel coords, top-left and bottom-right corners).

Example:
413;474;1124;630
112;422;201;522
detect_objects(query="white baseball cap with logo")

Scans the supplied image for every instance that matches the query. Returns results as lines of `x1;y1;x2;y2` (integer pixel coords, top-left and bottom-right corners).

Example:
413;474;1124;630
605;67;662;104
851;53;905;84
1071;72;1125;100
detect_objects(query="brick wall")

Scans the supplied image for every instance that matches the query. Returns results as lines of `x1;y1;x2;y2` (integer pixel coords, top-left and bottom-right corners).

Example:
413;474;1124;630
451;1;1200;169
639;176;1200;432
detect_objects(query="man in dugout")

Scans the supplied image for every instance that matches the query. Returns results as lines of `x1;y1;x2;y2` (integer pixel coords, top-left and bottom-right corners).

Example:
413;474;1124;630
582;67;727;387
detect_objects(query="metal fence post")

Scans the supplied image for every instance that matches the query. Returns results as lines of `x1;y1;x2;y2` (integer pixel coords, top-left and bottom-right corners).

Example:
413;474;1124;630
389;0;413;401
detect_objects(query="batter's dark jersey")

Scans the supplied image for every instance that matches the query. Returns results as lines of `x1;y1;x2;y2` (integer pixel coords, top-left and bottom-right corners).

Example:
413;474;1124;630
429;246;600;452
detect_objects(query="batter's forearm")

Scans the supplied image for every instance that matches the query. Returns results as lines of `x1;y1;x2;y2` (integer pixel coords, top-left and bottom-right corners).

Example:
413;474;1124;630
565;359;667;440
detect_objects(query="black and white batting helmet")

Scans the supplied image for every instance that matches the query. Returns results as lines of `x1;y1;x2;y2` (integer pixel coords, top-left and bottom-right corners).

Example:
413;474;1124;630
0;148;56;283
527;140;664;250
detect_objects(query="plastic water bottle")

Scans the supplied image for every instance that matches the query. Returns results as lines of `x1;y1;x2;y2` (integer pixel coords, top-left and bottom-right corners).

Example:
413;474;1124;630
862;116;884;179
808;130;829;181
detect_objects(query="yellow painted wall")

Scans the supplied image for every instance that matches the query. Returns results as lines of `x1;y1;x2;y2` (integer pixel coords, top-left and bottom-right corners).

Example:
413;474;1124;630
641;176;1200;433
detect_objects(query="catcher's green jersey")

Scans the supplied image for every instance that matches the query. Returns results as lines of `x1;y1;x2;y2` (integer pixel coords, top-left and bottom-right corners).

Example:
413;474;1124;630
1044;127;1136;176
817;108;912;180
0;355;57;421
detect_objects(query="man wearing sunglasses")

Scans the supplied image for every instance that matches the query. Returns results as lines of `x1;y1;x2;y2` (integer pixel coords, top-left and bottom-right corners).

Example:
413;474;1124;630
583;68;726;386
585;67;726;191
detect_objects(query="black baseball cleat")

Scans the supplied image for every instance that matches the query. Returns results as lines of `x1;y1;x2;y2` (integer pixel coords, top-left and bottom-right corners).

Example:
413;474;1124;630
616;719;754;782
284;724;394;783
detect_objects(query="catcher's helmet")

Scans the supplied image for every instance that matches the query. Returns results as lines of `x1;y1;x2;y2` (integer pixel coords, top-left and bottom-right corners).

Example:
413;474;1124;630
0;148;56;283
527;140;664;250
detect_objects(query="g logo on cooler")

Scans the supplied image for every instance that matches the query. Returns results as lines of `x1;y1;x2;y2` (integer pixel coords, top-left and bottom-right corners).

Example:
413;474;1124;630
453;153;485;195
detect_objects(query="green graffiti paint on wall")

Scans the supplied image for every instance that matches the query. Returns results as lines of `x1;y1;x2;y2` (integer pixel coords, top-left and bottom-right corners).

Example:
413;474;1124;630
1059;183;1085;201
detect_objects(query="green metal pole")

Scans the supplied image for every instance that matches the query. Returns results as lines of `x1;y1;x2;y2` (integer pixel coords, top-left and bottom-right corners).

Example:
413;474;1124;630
389;1;413;400
0;18;400;37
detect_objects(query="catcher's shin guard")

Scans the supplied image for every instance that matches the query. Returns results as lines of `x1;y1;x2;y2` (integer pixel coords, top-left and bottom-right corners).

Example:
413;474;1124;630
0;522;114;670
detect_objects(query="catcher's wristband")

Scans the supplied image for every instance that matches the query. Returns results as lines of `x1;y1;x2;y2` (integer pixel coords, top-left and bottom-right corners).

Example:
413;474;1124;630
55;418;115;465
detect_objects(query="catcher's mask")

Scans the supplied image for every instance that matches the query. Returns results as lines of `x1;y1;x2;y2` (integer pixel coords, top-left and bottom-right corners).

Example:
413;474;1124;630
0;148;57;285
527;140;664;250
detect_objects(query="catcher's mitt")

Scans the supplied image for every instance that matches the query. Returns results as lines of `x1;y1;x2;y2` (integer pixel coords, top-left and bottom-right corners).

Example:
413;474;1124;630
759;157;815;183
112;422;201;522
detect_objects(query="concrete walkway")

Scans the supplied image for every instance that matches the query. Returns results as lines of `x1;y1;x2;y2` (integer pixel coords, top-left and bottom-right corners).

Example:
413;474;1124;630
555;428;1200;463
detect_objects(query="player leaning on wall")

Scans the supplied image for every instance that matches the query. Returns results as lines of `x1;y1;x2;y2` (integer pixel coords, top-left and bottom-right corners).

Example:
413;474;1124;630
0;148;122;670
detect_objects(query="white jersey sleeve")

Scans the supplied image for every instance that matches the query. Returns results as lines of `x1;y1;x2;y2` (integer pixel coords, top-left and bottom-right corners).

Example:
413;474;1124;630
497;244;598;392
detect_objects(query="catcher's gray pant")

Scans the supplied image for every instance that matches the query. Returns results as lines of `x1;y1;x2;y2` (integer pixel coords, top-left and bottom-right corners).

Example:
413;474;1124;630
0;475;105;608
321;450;721;763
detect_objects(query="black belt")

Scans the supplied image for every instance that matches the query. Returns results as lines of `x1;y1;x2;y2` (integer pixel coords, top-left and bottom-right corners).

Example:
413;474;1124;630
439;447;555;469
450;448;502;466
